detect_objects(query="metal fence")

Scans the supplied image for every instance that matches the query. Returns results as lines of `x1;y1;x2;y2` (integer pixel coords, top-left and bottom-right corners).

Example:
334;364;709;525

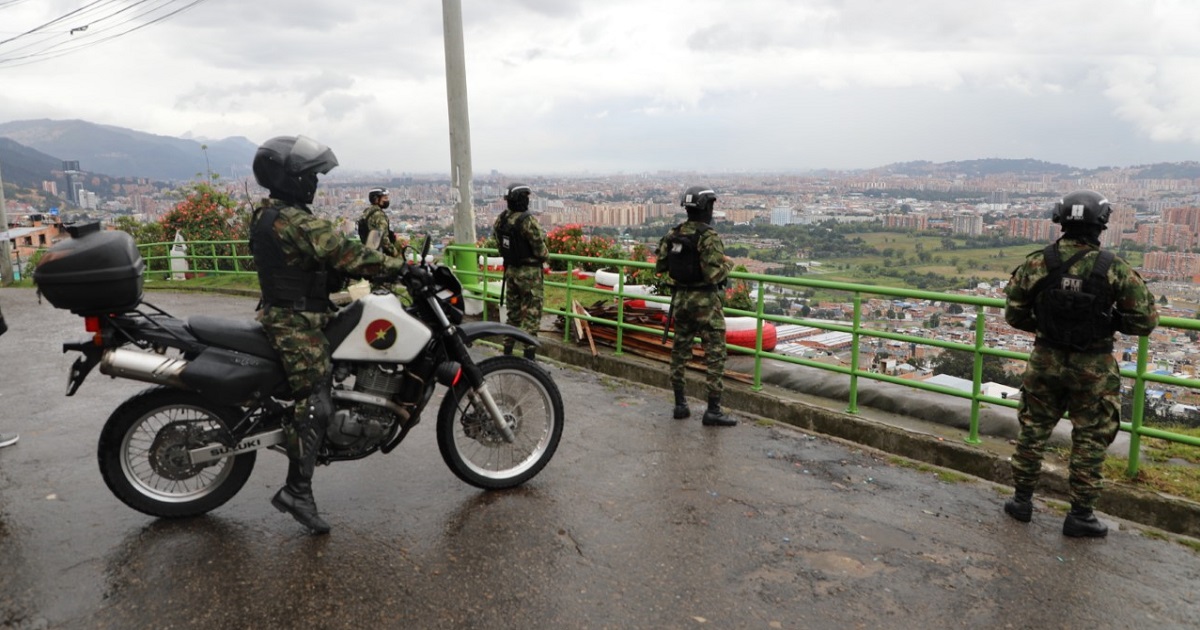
445;244;1200;478
127;238;1199;476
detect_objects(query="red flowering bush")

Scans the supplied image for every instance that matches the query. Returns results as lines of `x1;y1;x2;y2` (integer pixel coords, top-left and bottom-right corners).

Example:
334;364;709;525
724;265;753;311
545;224;621;271
159;184;244;271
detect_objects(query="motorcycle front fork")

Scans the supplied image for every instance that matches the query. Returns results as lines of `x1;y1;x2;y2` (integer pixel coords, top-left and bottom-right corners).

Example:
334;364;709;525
452;338;516;444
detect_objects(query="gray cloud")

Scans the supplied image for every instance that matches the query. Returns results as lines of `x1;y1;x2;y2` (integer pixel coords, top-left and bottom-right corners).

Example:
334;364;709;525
2;0;1200;174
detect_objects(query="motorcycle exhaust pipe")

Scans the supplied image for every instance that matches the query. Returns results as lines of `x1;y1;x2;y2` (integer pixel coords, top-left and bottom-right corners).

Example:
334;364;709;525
99;348;189;389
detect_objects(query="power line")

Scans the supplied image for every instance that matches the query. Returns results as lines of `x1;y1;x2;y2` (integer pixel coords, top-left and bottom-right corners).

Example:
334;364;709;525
0;0;211;68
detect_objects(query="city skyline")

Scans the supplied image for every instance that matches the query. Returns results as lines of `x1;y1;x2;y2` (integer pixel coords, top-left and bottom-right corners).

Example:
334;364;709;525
2;1;1200;175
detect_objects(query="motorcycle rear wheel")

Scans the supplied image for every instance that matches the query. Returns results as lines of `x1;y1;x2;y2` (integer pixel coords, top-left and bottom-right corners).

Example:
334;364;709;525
98;387;256;518
436;356;564;489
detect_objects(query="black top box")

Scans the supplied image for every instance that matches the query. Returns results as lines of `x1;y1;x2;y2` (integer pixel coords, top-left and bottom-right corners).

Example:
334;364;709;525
34;225;145;315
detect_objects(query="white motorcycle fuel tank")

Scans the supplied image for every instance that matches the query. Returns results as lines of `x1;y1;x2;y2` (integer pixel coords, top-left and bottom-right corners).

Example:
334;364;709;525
331;293;432;362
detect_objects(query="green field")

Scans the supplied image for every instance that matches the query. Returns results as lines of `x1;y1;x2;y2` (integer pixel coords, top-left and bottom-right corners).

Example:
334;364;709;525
801;232;1144;289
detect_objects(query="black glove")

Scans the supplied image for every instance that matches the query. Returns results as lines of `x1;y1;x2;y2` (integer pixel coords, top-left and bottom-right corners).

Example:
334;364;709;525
402;263;433;291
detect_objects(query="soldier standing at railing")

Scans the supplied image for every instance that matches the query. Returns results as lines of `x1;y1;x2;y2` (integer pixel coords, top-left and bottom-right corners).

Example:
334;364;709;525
1003;190;1158;537
656;186;736;427
494;183;548;361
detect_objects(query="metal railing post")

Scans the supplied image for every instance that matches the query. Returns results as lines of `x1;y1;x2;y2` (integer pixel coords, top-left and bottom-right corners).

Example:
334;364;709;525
847;294;862;414
966;308;985;445
1126;335;1150;477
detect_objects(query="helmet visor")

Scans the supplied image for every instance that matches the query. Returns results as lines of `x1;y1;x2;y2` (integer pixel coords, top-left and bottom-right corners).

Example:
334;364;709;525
287;135;339;176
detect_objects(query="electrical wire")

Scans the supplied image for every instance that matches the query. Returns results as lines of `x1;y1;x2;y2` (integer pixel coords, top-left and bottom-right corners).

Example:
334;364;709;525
0;0;211;68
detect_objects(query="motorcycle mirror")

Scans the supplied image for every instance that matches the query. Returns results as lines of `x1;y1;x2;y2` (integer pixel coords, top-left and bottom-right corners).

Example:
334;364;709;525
421;235;431;265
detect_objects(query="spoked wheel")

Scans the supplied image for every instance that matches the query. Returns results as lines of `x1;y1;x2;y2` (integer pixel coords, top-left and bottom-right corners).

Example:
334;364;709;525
436;356;564;489
98;387;256;518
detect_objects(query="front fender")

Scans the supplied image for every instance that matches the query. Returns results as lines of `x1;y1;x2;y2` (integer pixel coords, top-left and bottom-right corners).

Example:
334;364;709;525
458;321;540;347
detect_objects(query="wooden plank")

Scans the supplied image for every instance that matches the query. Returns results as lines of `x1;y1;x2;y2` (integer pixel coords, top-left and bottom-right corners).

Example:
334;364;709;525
573;300;598;356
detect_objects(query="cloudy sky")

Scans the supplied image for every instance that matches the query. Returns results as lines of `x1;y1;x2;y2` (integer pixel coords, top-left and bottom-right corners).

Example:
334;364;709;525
2;0;1199;175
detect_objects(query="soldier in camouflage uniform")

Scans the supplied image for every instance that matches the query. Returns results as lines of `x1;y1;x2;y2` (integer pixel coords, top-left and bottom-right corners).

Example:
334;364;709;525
359;188;397;256
493;183;548;360
250;136;414;534
1003;190;1158;538
655;186;736;427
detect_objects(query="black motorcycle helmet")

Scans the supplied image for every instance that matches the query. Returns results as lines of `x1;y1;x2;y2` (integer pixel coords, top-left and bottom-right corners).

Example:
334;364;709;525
504;183;531;212
368;187;389;208
253;135;339;205
1052;190;1111;230
680;185;717;224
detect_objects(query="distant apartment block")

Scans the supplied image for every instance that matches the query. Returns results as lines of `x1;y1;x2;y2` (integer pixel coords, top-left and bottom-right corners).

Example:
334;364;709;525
882;213;928;231
1006;217;1057;243
951;213;983;236
1142;251;1200;281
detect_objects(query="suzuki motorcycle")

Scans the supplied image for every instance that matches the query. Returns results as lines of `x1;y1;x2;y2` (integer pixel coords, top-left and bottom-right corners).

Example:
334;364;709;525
35;225;564;519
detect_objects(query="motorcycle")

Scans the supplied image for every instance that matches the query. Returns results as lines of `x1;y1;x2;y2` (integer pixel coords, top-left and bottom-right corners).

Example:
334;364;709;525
34;223;564;519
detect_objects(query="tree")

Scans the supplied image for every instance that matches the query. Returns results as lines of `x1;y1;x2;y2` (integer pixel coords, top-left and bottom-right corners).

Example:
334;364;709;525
931;349;1020;387
160;183;244;272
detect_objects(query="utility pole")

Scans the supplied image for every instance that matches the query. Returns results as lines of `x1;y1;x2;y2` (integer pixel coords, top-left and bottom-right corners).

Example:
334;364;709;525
0;160;13;285
442;0;477;273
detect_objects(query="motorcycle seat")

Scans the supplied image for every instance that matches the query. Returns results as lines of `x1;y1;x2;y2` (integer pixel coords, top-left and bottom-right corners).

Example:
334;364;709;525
186;315;279;359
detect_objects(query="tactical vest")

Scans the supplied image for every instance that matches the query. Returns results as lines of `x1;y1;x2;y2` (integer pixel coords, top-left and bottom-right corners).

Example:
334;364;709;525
665;223;712;288
1031;243;1116;352
496;211;537;267
250;203;335;312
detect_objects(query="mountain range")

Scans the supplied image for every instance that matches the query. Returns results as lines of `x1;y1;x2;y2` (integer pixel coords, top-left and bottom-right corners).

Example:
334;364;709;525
3;119;1200;196
0;119;256;184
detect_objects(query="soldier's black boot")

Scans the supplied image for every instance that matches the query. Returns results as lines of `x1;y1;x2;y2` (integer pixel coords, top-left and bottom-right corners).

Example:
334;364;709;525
1003;489;1033;523
523;345;537;361
271;388;332;535
272;463;331;535
702;396;737;427
503;339;515;356
1063;505;1108;538
672;389;690;419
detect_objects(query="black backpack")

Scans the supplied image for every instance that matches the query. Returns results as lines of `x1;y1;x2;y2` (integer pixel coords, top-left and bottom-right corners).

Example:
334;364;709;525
357;214;371;243
665;224;710;285
496;212;535;265
1031;244;1116;351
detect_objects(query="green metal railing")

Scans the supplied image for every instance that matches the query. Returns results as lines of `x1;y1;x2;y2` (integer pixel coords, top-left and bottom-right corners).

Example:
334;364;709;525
445;244;1200;478
136;239;253;278
112;238;1199;477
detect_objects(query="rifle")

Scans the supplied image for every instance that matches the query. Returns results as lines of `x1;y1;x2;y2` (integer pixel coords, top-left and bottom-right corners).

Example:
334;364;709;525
661;288;677;345
499;267;507;308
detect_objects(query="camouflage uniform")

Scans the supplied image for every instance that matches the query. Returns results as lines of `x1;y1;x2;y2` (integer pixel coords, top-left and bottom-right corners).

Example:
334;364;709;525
655;220;733;399
360;204;397;256
493;209;548;337
253;197;406;410
1004;237;1158;509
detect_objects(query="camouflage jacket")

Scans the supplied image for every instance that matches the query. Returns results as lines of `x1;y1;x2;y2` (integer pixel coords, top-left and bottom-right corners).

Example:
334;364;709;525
253;198;405;278
360;204;397;256
654;220;732;289
1005;237;1158;350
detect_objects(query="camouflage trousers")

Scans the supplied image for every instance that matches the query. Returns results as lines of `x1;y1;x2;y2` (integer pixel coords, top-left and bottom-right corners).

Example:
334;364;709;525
503;266;544;337
668;288;727;399
1011;346;1121;509
259;306;333;452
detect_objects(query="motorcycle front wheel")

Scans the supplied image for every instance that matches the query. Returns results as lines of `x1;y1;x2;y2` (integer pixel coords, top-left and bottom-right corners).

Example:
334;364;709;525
436;356;564;489
98;387;256;518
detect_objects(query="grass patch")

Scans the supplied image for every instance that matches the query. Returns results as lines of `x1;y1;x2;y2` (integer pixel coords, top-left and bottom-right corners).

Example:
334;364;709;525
1047;442;1200;504
1176;538;1200;553
888;456;974;483
1141;529;1169;541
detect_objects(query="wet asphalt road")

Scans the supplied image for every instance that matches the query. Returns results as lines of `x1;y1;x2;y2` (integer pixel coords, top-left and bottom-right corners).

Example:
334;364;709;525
1;286;1199;629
